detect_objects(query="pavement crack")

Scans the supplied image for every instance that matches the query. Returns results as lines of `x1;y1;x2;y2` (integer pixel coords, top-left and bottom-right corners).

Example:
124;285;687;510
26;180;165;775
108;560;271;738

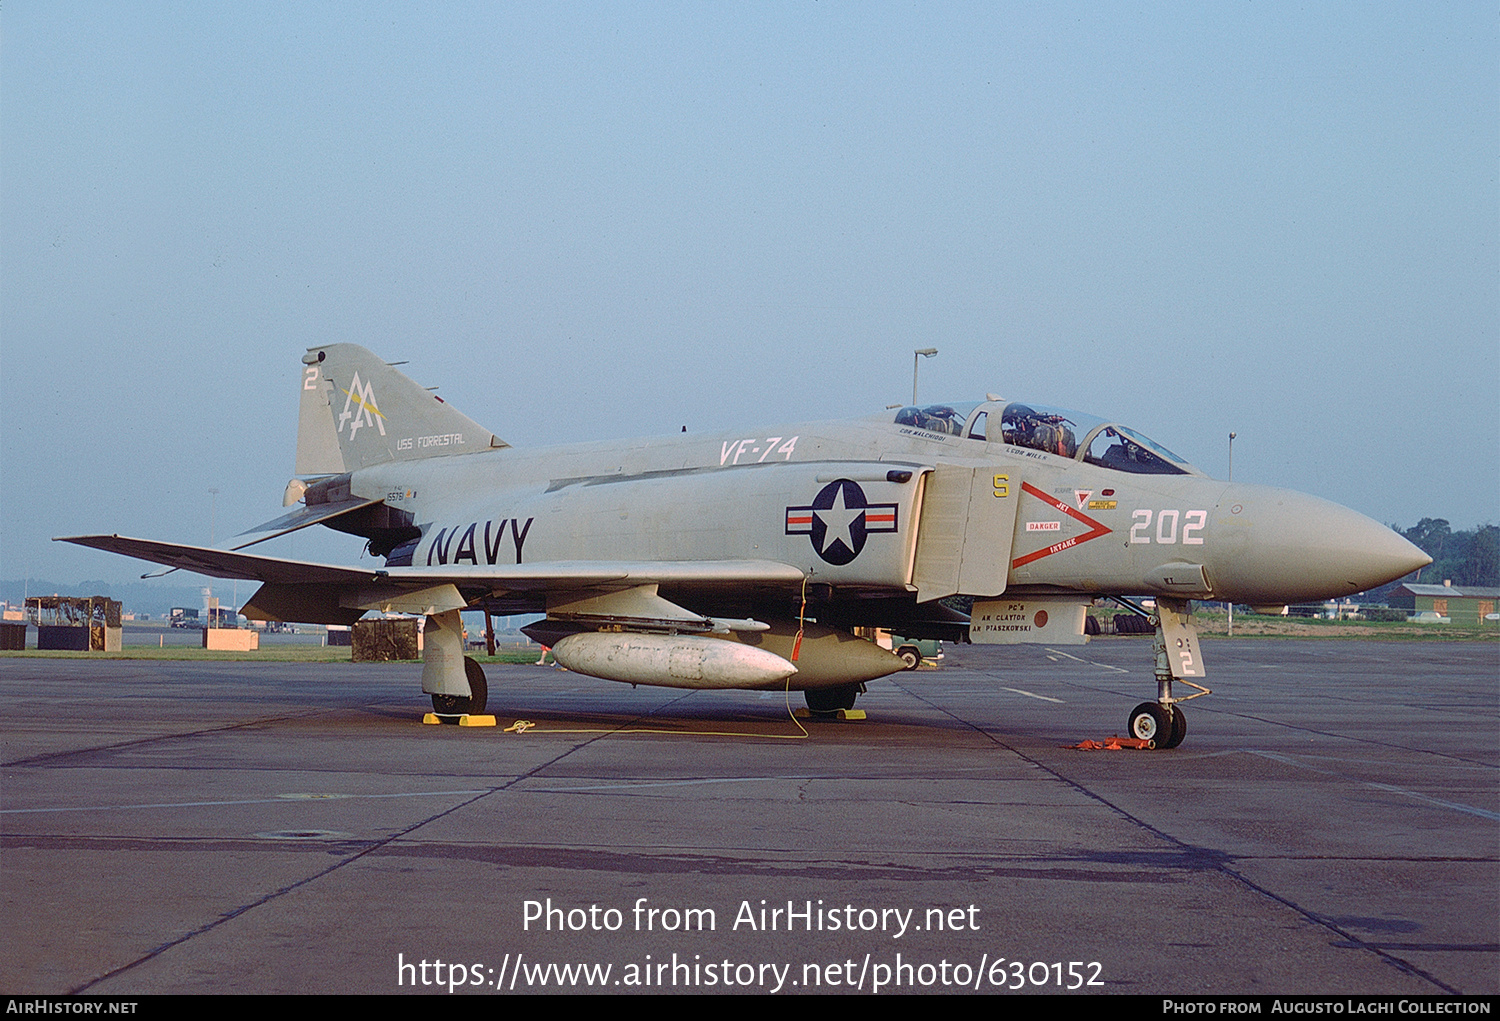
1;708;337;769
67;699;671;994
889;679;1466;996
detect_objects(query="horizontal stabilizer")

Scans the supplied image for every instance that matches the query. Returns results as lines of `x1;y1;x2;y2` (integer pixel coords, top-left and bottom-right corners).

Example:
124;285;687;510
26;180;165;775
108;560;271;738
241;583;366;626
231;497;383;549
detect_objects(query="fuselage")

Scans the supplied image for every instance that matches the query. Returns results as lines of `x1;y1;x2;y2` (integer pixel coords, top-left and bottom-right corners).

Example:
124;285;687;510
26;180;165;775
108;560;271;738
58;345;1439;735
345;402;1425;612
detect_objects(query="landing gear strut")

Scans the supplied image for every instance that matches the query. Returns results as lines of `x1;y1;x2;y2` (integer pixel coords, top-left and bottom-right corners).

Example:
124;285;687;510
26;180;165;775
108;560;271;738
1112;595;1210;749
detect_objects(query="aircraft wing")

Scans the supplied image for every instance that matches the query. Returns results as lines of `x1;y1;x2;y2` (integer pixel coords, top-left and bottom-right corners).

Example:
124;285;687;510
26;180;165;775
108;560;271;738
382;560;806;590
56;534;805;593
69;498;389;583
56;535;383;585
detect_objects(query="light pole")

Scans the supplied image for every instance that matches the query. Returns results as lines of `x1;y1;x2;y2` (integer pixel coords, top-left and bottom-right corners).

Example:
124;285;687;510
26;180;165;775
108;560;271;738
912;348;937;405
208;488;219;626
1226;434;1235;636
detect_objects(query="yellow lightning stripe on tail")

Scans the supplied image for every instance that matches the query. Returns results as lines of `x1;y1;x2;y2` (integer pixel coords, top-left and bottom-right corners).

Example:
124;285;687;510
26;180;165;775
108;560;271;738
340;386;387;421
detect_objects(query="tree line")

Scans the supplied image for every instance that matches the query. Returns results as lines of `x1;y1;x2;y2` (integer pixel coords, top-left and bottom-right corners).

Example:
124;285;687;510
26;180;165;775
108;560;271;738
1392;520;1499;588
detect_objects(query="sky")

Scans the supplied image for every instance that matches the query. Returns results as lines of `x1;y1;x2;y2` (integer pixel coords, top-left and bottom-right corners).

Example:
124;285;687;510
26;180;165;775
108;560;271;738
3;2;1496;587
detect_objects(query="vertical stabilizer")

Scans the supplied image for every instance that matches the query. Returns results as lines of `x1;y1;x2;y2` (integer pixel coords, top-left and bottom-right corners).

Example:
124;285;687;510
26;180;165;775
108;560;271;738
301;344;508;472
296;355;346;476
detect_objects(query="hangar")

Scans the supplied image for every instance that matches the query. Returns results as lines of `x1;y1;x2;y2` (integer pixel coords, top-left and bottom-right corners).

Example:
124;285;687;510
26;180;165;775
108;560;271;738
1387;582;1498;624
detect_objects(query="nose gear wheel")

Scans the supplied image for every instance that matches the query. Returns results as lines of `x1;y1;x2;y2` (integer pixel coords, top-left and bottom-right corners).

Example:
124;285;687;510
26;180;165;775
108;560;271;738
1127;701;1187;749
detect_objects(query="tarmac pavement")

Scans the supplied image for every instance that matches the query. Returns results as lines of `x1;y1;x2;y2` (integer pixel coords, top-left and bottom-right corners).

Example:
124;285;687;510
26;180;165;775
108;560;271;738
1;639;1495;995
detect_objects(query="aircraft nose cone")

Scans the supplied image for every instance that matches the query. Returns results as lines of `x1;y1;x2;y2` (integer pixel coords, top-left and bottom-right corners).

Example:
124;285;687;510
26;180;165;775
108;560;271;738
1211;486;1431;605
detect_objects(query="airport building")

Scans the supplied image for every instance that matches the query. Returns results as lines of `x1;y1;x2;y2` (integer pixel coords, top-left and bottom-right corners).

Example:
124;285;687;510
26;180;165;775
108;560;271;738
1386;582;1498;624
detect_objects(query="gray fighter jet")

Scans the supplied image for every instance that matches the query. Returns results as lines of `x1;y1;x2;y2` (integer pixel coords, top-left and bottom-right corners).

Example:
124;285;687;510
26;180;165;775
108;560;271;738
62;344;1429;747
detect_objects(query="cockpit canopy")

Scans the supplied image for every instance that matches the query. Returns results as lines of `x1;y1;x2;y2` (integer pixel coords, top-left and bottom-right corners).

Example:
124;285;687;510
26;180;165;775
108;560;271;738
892;400;1200;476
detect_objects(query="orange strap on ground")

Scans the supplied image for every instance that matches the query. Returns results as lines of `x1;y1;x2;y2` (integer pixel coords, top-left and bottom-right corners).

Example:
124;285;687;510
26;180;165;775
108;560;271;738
1069;737;1154;750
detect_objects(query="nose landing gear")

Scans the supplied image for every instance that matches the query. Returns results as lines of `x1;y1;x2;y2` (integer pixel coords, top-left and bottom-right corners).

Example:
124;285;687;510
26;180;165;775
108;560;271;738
1112;595;1211;749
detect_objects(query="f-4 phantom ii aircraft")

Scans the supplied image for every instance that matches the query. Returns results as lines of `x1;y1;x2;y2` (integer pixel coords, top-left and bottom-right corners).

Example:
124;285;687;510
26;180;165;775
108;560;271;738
63;344;1429;748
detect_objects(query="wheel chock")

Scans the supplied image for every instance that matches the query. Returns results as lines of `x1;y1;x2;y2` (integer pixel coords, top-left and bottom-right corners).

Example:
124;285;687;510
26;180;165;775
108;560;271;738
792;708;866;721
422;713;498;727
1068;736;1154;750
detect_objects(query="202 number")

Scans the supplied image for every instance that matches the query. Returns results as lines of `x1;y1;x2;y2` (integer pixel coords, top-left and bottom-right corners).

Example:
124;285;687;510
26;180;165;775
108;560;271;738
1129;509;1205;544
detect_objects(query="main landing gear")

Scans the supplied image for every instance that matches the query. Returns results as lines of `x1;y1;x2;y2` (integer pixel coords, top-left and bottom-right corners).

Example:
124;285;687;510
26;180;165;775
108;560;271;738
804;682;862;714
431;656;489;715
1113;595;1210;749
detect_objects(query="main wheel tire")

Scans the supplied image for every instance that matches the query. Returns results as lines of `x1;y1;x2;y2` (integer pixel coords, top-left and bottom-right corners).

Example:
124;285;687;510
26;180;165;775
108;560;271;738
1161;706;1187;749
804;684;859;714
431;657;489;715
896;645;922;670
1128;701;1174;747
463;657;489;714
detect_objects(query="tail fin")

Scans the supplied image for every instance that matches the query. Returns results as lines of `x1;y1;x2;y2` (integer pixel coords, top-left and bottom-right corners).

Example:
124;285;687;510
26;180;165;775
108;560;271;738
296;353;346;476
296;344;507;474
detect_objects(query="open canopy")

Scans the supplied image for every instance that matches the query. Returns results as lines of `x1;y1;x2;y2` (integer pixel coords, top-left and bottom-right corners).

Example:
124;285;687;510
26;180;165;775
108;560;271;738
892;400;1202;476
